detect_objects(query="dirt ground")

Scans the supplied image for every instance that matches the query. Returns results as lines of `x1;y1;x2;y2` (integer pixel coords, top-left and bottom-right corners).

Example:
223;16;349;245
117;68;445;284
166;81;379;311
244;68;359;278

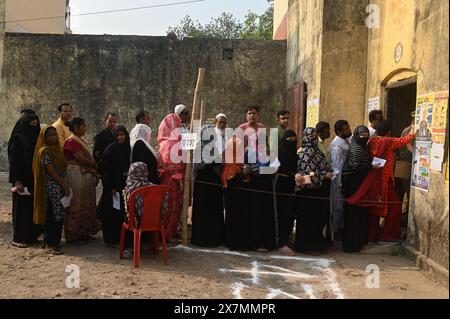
0;174;447;299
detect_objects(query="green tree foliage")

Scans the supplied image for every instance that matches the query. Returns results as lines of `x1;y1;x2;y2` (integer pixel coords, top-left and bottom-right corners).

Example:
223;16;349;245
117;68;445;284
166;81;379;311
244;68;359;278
167;0;274;40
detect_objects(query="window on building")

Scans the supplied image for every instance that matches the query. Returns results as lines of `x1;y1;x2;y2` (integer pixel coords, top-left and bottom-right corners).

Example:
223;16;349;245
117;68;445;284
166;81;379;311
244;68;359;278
223;49;234;61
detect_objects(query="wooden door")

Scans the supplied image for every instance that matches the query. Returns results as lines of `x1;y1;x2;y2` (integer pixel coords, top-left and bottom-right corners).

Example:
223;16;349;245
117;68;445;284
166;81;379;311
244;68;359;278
286;82;307;147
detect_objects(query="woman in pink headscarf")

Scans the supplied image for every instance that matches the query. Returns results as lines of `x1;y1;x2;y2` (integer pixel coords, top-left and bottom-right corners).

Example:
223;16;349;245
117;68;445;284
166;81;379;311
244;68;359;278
157;104;191;240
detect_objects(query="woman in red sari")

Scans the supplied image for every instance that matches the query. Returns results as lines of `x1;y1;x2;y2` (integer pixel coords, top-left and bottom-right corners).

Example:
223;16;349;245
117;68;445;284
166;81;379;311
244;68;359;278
347;120;414;242
157;104;191;240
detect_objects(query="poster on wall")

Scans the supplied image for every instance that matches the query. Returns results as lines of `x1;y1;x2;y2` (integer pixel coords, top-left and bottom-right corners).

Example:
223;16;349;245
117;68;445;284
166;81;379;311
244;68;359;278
367;97;380;126
431;90;448;144
429;91;448;172
306;98;319;128
414;93;434;142
412;141;431;191
430;143;444;172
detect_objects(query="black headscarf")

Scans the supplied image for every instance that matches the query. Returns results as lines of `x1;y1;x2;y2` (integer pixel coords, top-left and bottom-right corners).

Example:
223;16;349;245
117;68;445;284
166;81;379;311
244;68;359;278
8;114;41;184
99;125;131;191
113;125;131;160
8;114;40;150
278;130;298;176
343;125;371;172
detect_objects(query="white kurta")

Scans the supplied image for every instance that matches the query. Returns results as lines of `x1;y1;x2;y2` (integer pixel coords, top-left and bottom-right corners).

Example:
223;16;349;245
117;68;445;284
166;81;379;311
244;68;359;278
330;136;350;231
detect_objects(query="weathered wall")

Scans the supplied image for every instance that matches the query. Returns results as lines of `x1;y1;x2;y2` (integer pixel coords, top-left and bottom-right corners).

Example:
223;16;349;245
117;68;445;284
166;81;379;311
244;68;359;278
320;0;368;131
288;0;367;136
365;0;418;111
0;34;286;170
0;0;6;152
287;0;324;122
365;0;449;273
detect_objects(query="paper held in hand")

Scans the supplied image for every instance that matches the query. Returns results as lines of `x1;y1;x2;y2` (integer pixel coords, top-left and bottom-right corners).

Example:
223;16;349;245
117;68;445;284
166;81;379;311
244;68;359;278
112;192;121;210
303;175;312;184
61;189;73;208
372;157;386;167
11;187;31;196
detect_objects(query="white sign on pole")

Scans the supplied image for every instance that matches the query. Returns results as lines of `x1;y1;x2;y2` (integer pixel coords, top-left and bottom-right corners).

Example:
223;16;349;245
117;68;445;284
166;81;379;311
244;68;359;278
181;133;199;150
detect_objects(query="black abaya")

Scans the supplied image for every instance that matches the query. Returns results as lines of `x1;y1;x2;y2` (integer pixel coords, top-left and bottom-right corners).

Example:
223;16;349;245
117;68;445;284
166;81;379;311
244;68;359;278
318;179;332;245
191;164;224;247
250;174;276;251
8;116;42;244
276;130;299;248
97;135;131;245
93;128;115;163
224;176;254;251
276;175;296;248
342;165;371;252
131;140;160;184
295;187;328;253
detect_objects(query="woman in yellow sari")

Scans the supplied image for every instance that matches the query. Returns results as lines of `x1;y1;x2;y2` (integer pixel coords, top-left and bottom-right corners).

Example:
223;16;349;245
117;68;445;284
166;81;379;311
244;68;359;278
63;118;100;242
33;126;69;255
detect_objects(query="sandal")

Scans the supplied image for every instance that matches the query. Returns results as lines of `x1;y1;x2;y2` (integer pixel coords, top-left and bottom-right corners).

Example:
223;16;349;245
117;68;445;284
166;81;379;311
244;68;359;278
45;246;64;255
279;246;296;256
12;242;29;248
257;247;269;253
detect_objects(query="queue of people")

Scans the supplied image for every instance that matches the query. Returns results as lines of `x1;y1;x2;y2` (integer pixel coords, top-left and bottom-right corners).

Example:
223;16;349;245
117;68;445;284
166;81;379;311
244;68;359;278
7;103;415;257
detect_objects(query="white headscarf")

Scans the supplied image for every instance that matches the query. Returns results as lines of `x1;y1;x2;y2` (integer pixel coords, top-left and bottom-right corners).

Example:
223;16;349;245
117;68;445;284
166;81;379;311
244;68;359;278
215;113;227;120
129;124;157;158
174;104;187;116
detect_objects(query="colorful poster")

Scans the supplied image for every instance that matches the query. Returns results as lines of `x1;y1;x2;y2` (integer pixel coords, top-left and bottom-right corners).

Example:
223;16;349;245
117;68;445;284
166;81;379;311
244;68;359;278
412;141;431;191
415;93;434;142
306;98;319;128
431;91;448;144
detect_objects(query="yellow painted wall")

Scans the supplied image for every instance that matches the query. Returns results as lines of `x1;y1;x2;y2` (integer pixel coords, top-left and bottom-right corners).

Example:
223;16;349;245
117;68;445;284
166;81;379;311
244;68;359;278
366;0;449;275
319;0;368;135
5;0;69;34
287;0;324;110
288;0;368;135
365;0;417;113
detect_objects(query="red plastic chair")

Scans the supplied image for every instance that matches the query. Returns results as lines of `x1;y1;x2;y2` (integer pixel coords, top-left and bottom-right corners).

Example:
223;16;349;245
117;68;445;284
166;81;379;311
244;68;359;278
119;185;171;268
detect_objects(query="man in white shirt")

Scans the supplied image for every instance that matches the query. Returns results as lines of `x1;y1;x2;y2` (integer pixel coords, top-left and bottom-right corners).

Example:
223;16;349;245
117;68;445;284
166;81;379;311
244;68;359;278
330;120;352;240
368;110;384;137
214;113;227;154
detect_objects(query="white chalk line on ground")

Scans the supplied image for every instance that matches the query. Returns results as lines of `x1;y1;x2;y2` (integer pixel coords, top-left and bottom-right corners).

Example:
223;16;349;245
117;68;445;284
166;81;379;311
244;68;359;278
266;288;301;300
231;282;247;299
218;268;317;280
172;244;345;299
173;245;335;264
302;284;317;299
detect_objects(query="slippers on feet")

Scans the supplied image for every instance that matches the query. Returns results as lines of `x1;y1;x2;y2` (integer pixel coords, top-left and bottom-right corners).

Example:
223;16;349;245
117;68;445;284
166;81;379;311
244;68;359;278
279;246;296;256
45;248;64;255
12;242;29;248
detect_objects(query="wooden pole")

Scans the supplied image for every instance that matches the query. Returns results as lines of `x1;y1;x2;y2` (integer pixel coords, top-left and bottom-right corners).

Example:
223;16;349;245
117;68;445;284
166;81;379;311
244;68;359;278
181;68;205;245
199;100;205;130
